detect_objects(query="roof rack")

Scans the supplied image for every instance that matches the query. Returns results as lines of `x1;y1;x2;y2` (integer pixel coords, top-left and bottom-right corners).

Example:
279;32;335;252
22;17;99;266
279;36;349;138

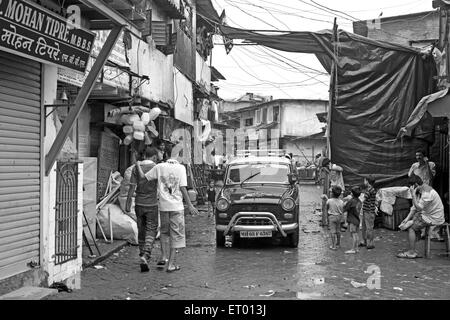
235;149;286;157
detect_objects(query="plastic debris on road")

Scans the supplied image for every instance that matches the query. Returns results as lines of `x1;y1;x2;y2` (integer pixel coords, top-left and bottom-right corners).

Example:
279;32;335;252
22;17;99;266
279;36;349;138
343;277;353;281
393;287;403;291
93;265;105;269
296;292;322;299
284;250;292;254
259;290;275;297
350;281;366;288
243;285;256;289
313;277;325;285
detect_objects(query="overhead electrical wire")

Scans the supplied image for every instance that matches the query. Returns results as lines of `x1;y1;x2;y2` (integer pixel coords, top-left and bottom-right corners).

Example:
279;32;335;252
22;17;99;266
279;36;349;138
309;0;360;21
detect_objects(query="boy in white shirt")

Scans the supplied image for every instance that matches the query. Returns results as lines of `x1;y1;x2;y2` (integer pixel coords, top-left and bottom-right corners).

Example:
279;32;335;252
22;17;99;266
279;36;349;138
136;144;199;272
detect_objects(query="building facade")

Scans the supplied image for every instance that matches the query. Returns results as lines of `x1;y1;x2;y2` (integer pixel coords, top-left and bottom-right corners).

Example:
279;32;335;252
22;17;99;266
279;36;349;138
0;0;224;295
220;99;327;165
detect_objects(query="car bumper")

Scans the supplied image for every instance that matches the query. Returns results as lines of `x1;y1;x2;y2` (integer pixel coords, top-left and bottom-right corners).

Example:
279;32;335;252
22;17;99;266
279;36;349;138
216;212;298;237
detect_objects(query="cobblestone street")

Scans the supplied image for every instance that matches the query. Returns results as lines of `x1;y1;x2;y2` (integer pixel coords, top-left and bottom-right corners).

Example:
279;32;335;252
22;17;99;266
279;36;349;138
48;184;450;300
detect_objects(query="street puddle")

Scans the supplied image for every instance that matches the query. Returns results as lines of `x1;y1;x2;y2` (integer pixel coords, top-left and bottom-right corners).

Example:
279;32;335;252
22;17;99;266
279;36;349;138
296;292;322;299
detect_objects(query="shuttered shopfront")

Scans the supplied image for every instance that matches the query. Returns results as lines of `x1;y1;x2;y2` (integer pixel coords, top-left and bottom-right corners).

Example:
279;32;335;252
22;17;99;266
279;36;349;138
0;51;42;280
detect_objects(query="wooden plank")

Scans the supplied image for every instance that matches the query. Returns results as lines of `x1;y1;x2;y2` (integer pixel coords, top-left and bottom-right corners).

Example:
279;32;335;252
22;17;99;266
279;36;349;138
45;25;124;176
80;157;97;243
96;132;119;202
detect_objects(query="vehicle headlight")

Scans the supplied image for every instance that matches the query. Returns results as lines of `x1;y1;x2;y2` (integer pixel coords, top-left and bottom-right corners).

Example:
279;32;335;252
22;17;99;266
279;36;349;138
216;198;230;211
281;198;295;211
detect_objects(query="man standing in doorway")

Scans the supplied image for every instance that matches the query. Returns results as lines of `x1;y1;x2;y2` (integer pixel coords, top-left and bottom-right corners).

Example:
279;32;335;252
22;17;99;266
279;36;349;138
126;147;159;272
136;144;199;272
408;149;436;186
408;149;440;239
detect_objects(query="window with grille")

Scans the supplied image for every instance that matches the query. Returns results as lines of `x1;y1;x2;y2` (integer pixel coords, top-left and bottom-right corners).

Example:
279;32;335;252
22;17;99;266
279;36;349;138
54;161;78;265
262;108;268;123
273;106;280;122
255;109;261;124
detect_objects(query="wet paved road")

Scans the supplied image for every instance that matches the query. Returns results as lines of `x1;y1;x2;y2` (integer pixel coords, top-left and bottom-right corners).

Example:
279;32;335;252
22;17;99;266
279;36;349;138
49;184;450;300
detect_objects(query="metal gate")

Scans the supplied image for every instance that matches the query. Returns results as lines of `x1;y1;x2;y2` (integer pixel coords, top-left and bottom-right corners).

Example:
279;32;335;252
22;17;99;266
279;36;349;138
55;161;78;265
0;51;41;279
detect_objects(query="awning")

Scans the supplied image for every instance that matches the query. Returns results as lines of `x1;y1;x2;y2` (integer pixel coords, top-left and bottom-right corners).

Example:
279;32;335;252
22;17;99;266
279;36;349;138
316;112;327;123
211;66;226;81
152;0;184;19
196;0;221;23
218;24;436;187
254;121;278;130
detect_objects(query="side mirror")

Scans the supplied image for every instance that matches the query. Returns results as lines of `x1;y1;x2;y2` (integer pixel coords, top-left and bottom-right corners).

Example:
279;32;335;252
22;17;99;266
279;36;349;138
288;173;298;184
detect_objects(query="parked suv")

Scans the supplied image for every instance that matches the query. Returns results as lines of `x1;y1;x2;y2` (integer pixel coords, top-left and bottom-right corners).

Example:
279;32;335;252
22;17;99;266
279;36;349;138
215;156;299;247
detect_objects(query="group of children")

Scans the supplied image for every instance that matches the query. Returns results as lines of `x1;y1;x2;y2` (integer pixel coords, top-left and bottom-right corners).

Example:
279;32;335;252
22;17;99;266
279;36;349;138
323;176;378;254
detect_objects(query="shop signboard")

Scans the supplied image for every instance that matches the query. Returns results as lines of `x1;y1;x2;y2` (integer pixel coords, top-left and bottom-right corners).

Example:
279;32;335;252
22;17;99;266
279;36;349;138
0;0;95;72
57;30;130;89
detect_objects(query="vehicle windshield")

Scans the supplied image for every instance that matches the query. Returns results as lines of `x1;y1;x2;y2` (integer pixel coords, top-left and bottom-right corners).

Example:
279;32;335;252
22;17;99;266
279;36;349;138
226;163;290;185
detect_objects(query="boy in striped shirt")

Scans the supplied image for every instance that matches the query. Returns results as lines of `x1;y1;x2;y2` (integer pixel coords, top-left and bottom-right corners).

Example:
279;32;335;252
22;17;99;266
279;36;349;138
360;175;378;250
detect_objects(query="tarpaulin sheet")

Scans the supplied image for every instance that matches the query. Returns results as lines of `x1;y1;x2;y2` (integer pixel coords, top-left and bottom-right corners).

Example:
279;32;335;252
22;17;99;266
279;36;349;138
220;26;437;187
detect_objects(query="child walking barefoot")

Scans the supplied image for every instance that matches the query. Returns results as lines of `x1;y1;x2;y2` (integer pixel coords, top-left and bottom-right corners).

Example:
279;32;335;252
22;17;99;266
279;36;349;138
343;186;363;254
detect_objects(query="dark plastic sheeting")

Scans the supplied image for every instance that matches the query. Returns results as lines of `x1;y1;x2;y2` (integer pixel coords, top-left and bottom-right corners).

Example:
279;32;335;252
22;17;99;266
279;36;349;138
220;26;437;187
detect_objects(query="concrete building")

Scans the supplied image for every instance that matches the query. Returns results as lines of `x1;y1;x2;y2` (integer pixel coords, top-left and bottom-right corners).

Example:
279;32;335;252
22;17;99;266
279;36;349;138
353;11;439;48
221;99;327;165
0;0;224;296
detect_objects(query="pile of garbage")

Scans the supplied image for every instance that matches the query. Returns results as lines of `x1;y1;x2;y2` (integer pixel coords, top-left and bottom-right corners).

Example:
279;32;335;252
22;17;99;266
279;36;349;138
96;170;138;245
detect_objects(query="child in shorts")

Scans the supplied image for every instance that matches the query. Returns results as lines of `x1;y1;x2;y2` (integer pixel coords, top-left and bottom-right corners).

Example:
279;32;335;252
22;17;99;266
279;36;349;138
323;186;344;250
343;186;362;254
207;180;216;217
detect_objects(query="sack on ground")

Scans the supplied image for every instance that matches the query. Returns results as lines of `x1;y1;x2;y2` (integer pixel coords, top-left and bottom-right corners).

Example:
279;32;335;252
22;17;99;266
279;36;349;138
97;204;138;244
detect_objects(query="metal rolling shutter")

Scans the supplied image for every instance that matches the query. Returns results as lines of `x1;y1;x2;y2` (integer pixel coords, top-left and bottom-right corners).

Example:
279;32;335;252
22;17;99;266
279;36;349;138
0;51;41;280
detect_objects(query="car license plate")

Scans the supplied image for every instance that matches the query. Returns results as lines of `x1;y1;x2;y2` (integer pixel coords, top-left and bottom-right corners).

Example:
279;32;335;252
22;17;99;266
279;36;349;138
240;230;272;238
